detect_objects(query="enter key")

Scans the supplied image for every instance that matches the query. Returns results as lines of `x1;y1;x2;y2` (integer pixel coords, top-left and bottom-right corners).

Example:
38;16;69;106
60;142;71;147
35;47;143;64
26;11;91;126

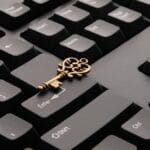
21;77;101;133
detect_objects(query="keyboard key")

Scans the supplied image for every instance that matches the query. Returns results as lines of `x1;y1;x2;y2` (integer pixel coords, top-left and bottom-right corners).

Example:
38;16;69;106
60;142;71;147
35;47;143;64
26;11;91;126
83;20;125;54
0;37;37;69
131;0;150;18
0;2;31;30
138;59;150;76
92;135;137;150
0;114;38;149
0;80;21;115
21;77;100;133
57;34;102;63
107;6;146;37
0;0;71;30
90;27;150;109
21;19;69;51
51;5;92;33
40;90;132;150
11;54;61;90
75;0;114;18
0;60;9;77
122;109;150;140
2;3;29;17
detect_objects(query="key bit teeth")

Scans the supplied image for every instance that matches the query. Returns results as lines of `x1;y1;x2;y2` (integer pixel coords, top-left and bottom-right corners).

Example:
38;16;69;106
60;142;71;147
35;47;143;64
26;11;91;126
50;82;62;89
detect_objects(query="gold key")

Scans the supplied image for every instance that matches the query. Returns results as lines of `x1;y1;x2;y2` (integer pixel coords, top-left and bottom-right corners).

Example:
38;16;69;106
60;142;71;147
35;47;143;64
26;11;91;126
37;57;91;91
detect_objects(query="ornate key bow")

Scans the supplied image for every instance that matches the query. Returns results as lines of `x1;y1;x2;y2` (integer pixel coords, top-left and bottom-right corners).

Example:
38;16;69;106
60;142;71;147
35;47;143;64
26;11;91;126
37;57;91;91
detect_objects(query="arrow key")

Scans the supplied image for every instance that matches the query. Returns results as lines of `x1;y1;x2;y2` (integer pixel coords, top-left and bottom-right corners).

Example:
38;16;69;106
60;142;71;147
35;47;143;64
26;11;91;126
0;37;37;69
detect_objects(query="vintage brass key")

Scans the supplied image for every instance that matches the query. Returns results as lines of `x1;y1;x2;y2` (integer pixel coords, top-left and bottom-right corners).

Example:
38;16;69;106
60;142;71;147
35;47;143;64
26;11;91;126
37;57;91;91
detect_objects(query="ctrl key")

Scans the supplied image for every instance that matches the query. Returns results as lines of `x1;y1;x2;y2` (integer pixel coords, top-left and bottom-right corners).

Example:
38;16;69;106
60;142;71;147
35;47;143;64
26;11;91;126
122;109;150;145
0;114;38;149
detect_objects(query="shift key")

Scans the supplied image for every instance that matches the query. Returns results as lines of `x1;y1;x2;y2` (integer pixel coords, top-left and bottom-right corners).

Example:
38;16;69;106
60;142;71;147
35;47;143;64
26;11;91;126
41;90;133;150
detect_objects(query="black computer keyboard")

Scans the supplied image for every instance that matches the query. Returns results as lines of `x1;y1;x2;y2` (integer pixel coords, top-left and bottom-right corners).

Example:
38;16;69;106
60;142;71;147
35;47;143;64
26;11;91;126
0;0;150;149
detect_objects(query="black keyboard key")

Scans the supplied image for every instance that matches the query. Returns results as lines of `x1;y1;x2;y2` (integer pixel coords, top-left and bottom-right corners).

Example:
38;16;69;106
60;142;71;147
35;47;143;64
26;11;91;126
138;59;150;76
11;54;60;90
75;0;114;18
21;19;69;51
0;114;38;149
0;2;31;30
0;60;9;77
83;20;125;54
57;34;102;63
92;135;137;150
0;37;37;69
107;6;146;37
0;0;71;30
90;27;150;108
2;3;29;17
51;5;92;33
131;0;150;18
0;80;21;115
21;77;100;133
40;90;132;150
122;109;150;140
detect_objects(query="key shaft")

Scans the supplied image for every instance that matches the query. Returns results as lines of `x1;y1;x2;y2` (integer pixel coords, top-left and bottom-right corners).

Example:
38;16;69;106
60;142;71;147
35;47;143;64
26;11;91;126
37;72;66;90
